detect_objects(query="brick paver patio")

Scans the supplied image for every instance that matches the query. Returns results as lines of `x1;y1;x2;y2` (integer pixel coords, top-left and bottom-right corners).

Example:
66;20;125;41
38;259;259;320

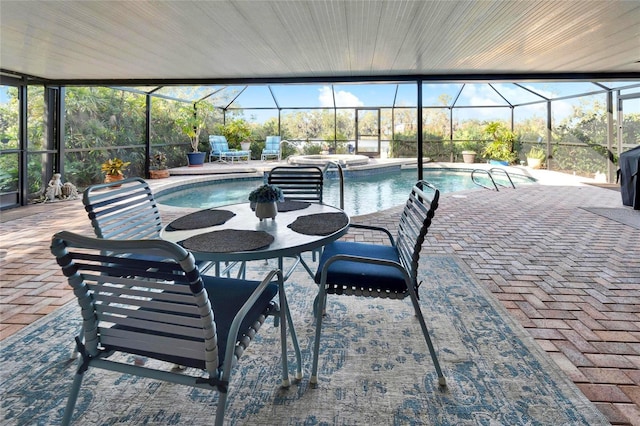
1;170;639;424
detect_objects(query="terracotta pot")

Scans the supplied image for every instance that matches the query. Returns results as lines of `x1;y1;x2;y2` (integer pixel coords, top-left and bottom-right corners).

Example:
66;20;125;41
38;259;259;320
104;174;124;187
255;202;277;220
149;169;170;179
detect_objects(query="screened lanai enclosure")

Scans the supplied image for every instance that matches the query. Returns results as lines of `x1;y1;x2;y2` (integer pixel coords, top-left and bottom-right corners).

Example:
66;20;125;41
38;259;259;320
1;0;639;209
1;79;638;209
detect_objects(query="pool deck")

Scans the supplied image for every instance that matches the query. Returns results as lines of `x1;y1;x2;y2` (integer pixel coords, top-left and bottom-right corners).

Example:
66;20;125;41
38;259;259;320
1;160;639;424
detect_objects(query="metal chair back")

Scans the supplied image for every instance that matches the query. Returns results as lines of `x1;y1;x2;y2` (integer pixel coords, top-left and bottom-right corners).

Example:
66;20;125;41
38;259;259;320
83;177;162;240
268;166;324;203
396;180;440;294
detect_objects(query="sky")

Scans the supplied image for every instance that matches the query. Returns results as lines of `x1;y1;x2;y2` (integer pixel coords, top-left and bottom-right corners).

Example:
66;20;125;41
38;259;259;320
230;82;640;124
2;82;638;125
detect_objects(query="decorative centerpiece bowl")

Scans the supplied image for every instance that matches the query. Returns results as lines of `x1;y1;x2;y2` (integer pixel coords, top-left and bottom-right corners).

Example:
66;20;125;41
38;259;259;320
248;184;284;220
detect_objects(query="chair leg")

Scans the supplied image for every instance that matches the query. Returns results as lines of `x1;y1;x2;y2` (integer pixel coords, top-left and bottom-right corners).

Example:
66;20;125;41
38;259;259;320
310;285;327;386
407;292;447;387
278;283;291;387
61;370;85;425
214;391;229;426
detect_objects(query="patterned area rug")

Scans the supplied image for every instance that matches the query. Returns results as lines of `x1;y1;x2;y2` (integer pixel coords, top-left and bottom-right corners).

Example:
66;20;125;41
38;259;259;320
1;255;607;425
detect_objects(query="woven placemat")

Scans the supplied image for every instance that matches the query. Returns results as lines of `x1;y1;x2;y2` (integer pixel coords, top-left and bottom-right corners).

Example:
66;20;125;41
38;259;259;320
288;212;349;236
165;209;235;231
277;200;312;212
180;229;274;253
249;200;311;212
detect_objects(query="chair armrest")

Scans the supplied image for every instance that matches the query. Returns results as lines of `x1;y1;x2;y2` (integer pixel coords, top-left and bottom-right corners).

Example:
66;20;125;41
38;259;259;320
348;223;395;245
220;269;282;373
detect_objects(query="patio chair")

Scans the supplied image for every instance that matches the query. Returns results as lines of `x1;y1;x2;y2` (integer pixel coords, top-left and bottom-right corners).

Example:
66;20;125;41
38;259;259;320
209;135;250;163
261;136;281;161
310;180;446;388
267;166;323;203
268;166;324;278
83;177;162;241
51;230;298;426
82;177;215;273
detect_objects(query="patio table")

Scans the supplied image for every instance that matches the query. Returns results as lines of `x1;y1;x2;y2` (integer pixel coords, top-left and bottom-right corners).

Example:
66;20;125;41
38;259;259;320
160;201;349;264
160;201;350;379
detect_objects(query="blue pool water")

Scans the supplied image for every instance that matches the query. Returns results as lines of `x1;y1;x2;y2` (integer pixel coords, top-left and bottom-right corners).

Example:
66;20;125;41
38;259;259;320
157;168;536;216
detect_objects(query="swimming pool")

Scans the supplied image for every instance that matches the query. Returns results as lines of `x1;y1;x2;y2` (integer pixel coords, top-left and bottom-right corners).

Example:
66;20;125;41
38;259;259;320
157;168;536;216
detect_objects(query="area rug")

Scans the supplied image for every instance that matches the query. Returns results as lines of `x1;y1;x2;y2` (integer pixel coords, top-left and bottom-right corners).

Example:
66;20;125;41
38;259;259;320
1;255;608;425
581;206;640;229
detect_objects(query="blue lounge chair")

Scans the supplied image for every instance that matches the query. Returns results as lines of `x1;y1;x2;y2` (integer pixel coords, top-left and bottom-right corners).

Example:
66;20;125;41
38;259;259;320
209;135;250;163
261;136;281;161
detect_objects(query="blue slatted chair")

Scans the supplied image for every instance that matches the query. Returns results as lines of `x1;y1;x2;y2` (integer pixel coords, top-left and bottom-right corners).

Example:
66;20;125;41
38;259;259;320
83;177;162;241
51;231;299;426
82;177;214;272
310;180;446;388
267;166;323;204
209;135;250;163
261;136;281;161
268;166;324;279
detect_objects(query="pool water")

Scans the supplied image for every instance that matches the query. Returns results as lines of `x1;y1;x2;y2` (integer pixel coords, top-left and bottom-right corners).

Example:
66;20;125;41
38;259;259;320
157;169;536;216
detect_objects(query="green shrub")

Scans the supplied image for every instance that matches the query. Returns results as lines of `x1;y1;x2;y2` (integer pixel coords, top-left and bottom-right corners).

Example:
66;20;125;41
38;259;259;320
527;146;545;160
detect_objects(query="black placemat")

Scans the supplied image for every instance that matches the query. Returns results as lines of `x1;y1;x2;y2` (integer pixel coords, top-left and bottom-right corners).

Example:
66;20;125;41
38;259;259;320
180;229;274;253
165;209;235;231
249;200;311;212
277;200;312;212
288;212;349;236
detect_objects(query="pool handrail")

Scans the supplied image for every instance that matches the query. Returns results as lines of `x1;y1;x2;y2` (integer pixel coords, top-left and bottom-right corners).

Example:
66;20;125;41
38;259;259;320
471;169;499;191
322;161;344;210
489;168;516;189
471;168;516;191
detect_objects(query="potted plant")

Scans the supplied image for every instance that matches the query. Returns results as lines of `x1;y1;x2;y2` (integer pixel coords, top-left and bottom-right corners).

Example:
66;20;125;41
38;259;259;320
482;121;518;165
100;157;130;185
177;102;212;167
149;151;169;179
526;146;546;169
248;184;284;220
460;140;480;164
461;150;477;164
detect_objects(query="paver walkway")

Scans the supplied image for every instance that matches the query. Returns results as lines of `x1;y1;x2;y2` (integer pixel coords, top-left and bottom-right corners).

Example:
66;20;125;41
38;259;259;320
1;172;639;425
